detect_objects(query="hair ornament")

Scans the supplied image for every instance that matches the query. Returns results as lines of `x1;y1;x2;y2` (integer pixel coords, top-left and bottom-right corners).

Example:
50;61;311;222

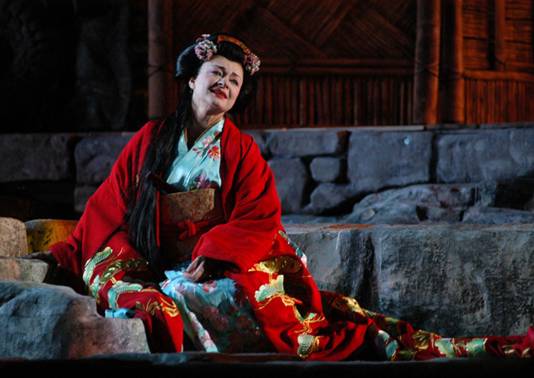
193;34;261;75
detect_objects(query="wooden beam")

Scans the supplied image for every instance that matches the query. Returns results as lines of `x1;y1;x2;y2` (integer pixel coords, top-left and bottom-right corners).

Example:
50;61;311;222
440;0;465;123
414;0;441;125
148;0;174;119
493;0;506;71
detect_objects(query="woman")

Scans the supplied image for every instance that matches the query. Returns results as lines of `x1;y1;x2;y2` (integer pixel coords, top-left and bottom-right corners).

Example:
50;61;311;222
42;33;533;359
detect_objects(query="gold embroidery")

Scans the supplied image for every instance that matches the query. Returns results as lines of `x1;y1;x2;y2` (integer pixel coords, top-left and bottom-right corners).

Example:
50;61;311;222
249;256;302;275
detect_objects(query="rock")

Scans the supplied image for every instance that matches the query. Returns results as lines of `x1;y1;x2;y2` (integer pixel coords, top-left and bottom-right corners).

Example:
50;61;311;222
306;183;354;214
462;207;534;224
436;128;534;183
267;130;347;157
0;258;48;282
282;214;341;224
310;157;343;182
0;134;74;182
25;219;78;253
75;134;133;185
0;281;149;358
74;185;98;213
286;224;370;298
244;130;268;157
0;218;28;257
269;158;310;213
347;131;432;194
344;184;477;224
286;223;534;336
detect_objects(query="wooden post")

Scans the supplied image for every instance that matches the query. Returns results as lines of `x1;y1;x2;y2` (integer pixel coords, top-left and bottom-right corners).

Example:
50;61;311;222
414;0;441;125
493;0;506;71
148;0;174;119
440;0;464;123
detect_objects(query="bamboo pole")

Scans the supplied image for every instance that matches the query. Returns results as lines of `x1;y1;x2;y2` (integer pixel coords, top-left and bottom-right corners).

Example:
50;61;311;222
413;0;441;125
440;0;464;123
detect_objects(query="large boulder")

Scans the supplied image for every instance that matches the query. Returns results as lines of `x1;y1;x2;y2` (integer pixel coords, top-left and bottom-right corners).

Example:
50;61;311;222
344;184;477;224
0;281;149;359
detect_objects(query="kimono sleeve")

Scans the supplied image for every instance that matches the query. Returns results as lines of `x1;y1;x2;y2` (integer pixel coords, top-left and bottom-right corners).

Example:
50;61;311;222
49;122;156;277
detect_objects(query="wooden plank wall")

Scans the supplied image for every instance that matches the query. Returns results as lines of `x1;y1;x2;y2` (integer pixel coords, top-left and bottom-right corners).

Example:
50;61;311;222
162;0;534;127
463;0;534;124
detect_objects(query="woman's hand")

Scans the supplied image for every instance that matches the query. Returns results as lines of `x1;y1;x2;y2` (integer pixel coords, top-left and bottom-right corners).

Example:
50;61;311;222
183;256;236;283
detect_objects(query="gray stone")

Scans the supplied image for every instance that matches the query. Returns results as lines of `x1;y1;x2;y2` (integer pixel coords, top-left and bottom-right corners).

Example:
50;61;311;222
369;224;534;336
267;130;347;157
0;281;149;358
282;214;341;224
74;185;98;213
244;130;268;157
344;184;477;224
347;131;432;194
75;134;133;184
0;218;28;257
462;207;534;224
286;223;534;336
436;128;534;183
0;258;48;282
0;134;73;182
310;157;343;182
286;224;369;298
306;183;354;214
269;158;310;213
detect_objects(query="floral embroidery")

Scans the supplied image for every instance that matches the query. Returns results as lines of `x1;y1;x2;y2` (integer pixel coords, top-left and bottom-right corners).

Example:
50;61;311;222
207;145;220;160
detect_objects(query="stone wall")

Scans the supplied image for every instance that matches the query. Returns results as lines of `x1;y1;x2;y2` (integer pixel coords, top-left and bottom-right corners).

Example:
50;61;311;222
1;123;534;223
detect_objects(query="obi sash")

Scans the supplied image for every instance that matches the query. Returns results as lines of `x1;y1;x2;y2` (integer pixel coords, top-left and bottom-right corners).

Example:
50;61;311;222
159;188;224;268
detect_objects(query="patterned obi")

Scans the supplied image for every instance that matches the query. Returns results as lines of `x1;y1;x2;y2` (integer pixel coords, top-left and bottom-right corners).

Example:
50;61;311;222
159;188;224;267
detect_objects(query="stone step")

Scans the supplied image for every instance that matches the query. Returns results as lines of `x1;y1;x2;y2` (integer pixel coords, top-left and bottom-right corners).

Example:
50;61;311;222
286;223;534;337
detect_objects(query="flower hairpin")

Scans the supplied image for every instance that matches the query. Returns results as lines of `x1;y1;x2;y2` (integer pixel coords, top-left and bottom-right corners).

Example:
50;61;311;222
194;34;218;61
193;34;261;76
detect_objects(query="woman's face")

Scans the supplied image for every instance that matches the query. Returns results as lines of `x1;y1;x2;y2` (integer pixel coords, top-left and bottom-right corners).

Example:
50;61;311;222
189;55;244;118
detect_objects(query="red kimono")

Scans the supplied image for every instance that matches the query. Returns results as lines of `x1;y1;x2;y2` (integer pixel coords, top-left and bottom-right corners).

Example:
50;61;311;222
50;118;533;360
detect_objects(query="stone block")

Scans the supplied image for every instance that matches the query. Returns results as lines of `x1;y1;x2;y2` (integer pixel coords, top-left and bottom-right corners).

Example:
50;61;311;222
306;183;354;214
25;219;78;253
0;134;74;182
286;224;370;298
436;128;534;183
462;207;534;224
269;158;310;213
347;131;432;194
244;130;268;157
0;218;28;257
0;281;149;358
75;134;133;185
310;157;343;182
267;130;347;157
286;223;534;337
74;185;98;213
0;258;48;282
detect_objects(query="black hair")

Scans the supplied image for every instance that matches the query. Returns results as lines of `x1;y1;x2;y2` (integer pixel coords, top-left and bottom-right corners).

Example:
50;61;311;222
126;33;257;272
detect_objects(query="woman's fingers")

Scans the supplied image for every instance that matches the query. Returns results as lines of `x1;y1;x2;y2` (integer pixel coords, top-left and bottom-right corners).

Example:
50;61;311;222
184;259;206;282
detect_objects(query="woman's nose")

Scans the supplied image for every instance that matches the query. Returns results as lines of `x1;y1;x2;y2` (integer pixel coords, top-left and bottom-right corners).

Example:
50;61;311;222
216;77;226;88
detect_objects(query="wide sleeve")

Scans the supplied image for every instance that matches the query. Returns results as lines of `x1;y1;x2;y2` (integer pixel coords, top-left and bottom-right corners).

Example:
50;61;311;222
191;137;294;272
49;122;156;277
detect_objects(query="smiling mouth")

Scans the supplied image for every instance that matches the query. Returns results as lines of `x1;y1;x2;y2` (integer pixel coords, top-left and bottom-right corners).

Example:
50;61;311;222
211;89;227;99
